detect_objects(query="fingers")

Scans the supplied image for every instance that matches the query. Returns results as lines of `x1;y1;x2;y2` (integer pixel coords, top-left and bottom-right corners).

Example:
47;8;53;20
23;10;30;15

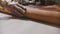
4;4;26;17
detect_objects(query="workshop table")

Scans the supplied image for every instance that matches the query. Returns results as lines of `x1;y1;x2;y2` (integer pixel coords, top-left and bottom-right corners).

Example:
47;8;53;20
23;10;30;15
0;13;60;34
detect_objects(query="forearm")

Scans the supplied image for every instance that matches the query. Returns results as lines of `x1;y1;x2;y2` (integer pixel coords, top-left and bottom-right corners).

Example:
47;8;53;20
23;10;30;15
25;7;60;24
0;6;60;24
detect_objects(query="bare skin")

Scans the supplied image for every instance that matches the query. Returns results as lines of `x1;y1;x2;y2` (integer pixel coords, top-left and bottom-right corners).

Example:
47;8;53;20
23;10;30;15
25;6;60;24
0;5;60;24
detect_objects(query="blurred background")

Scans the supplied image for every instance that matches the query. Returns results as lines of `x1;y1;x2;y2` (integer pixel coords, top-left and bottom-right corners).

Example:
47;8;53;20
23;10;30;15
1;0;60;6
0;0;60;34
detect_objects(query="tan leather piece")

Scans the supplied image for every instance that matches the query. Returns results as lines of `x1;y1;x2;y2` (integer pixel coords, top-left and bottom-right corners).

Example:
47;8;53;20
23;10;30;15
0;6;12;14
